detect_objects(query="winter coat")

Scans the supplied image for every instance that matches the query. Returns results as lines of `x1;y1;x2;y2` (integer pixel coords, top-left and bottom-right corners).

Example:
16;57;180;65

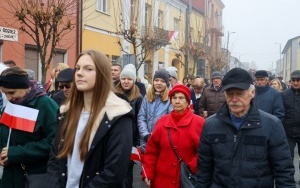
138;95;172;152
143;108;204;188
254;85;285;121
281;88;300;137
47;92;133;188
190;88;201;115
196;102;295;188
0;96;58;188
199;85;226;117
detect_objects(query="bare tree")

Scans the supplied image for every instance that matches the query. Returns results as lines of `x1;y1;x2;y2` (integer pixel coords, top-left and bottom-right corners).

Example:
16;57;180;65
115;1;169;72
1;0;76;83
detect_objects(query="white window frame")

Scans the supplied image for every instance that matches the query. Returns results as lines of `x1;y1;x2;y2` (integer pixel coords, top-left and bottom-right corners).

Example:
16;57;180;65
96;0;107;13
174;18;179;31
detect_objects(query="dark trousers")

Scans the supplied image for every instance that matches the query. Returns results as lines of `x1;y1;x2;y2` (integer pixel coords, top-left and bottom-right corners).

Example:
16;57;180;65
124;161;135;188
287;135;300;169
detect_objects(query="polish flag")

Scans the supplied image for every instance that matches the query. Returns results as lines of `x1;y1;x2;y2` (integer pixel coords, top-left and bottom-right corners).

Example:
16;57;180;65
131;146;142;163
168;31;179;42
0;102;39;133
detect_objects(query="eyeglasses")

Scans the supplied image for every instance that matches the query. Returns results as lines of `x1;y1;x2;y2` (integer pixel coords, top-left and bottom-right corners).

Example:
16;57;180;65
59;84;71;89
291;79;300;82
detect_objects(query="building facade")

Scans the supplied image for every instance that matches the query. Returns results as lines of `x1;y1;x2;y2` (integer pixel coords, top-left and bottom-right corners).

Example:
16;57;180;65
0;0;78;82
282;36;300;81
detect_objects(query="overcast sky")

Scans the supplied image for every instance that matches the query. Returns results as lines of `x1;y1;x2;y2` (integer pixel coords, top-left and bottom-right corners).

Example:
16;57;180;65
222;0;300;71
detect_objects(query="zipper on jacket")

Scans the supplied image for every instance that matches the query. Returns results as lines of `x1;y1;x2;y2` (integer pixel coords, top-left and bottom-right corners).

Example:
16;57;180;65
233;135;236;143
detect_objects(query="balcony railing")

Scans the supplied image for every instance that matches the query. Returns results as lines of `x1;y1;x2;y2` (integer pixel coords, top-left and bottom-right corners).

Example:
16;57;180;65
141;26;170;47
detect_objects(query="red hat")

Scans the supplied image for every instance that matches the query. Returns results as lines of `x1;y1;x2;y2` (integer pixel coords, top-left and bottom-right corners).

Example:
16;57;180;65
169;84;191;102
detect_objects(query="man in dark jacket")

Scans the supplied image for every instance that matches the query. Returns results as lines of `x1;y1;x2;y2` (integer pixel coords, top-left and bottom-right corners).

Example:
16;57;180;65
196;68;295;188
199;71;226;118
253;70;285;121
282;70;300;184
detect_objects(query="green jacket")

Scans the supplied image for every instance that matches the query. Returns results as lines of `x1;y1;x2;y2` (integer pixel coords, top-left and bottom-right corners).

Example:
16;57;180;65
0;96;58;188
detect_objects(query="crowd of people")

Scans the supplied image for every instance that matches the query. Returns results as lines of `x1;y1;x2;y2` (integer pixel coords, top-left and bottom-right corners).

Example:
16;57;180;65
0;50;298;187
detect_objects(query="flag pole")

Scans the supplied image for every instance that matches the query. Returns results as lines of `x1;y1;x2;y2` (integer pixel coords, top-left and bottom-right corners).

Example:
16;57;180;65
137;148;148;179
6;128;11;148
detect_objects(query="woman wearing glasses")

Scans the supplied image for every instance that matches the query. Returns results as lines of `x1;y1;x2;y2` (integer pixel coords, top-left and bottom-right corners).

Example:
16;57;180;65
51;68;74;106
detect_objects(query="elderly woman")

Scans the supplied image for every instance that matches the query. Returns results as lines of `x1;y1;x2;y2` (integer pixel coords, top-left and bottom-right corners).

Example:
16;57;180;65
0;66;58;187
270;78;283;92
143;85;205;188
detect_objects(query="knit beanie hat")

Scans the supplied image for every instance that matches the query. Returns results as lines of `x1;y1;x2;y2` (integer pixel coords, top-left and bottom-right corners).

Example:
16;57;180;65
166;66;178;79
169;84;191;102
153;69;170;87
120;64;136;82
211;71;222;79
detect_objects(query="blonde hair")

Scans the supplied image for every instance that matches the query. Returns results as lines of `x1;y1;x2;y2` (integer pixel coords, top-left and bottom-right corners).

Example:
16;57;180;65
146;84;169;103
115;81;140;101
192;77;206;89
270;78;283;91
57;50;112;161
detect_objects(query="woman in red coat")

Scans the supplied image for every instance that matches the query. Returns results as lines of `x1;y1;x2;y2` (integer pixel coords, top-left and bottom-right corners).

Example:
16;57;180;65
143;84;205;188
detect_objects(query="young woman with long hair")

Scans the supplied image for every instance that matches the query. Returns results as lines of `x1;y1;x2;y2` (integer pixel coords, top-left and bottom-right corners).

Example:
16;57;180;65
138;69;172;153
47;50;133;188
115;64;143;188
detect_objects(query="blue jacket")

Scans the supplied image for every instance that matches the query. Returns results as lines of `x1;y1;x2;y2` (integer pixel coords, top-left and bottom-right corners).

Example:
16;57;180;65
254;85;285;121
196;102;295;188
137;95;172;152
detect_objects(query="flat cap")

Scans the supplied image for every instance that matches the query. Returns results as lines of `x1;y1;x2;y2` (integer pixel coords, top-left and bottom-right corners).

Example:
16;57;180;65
221;68;253;92
56;68;74;82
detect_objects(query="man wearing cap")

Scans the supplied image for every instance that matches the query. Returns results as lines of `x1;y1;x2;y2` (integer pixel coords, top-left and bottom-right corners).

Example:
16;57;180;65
51;68;74;106
281;70;300;184
253;70;285;121
199;71;226;118
195;68;295;188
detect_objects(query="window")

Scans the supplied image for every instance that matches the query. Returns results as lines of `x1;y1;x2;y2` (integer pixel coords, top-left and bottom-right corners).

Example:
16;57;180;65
145;4;152;27
174;18;180;31
112;55;120;64
157;10;163;28
97;0;107;13
130;0;135;23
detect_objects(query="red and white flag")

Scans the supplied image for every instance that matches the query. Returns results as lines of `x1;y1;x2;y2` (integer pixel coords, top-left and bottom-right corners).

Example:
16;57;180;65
0;102;39;133
168;31;179;42
131;146;142;164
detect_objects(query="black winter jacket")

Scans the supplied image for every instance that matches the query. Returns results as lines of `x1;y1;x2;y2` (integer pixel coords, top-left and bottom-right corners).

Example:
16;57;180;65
281;88;300;137
47;92;133;188
196;102;295;188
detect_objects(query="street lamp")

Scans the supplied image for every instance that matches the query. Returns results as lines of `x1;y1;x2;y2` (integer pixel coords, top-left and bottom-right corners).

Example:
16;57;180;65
226;31;236;72
274;43;282;76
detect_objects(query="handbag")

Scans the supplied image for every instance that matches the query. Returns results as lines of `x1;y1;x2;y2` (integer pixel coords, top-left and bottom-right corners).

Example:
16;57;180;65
21;164;48;188
167;128;196;188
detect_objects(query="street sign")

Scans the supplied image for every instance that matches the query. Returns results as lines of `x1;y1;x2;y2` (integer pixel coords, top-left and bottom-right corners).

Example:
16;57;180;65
0;26;18;42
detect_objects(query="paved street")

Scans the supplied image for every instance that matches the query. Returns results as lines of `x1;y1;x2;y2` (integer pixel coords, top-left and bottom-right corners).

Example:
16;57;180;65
133;149;300;188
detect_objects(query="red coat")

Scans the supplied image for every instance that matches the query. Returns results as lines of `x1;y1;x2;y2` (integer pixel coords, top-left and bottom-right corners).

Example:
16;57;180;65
143;108;205;188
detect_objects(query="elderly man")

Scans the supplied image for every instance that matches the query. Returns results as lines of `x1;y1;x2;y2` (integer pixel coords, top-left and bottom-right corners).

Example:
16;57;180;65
282;70;300;184
52;68;74;106
196;68;295;188
199;71;226;118
254;70;285;121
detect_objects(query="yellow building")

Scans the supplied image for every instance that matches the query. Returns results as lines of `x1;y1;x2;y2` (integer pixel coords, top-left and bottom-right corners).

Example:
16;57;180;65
81;0;207;82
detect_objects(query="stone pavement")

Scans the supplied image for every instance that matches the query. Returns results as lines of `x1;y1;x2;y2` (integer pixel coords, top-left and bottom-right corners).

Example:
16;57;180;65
132;149;300;188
